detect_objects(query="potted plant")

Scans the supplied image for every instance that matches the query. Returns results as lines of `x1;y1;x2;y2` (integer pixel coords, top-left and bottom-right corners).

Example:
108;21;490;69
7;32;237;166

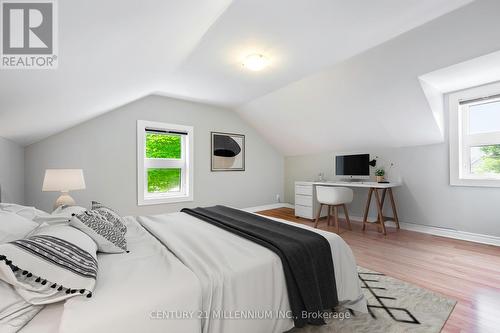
375;168;385;182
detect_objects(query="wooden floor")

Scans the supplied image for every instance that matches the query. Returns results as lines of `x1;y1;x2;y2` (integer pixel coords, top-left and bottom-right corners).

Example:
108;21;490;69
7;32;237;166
258;207;500;333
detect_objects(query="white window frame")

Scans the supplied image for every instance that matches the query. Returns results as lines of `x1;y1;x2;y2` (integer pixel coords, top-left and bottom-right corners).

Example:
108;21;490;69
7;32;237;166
449;82;500;187
137;120;194;205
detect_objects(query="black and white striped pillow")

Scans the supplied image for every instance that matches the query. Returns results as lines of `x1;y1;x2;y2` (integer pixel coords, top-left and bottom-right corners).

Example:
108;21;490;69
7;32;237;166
0;224;97;304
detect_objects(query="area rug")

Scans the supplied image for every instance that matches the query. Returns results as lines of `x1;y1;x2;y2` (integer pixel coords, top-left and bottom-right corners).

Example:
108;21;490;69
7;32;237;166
291;266;456;333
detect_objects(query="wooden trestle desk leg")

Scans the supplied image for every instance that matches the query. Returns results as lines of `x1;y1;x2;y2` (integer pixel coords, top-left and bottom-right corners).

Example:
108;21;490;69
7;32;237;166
362;188;373;231
374;188;387;235
362;186;400;235
388;188;400;229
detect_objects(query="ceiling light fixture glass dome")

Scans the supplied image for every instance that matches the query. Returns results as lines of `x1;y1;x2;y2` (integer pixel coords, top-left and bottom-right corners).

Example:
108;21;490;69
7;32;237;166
243;54;269;71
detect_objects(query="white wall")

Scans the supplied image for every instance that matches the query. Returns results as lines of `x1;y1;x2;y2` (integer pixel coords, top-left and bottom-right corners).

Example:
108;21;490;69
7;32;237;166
285;142;500;238
24;95;284;215
273;0;500;239
0;136;24;204
285;89;500;238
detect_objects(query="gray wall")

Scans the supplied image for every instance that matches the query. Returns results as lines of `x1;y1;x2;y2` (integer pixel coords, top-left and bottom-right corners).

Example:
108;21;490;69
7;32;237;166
0;136;24;204
285;141;500;237
25;95;284;215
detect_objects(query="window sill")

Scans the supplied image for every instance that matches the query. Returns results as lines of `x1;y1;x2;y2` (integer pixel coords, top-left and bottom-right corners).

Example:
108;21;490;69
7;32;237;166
138;194;194;206
450;178;500;188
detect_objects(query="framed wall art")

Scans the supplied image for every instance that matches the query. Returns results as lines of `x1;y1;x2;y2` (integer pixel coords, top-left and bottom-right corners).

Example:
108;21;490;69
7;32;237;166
211;132;245;171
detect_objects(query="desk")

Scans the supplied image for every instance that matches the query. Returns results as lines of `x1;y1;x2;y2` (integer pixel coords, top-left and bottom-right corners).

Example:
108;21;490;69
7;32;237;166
295;181;401;235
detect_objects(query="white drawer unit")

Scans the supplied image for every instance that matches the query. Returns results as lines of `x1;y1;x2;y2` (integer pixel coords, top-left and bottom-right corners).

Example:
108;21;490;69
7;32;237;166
294;204;314;219
294;182;314;219
295;185;313;196
294;182;328;220
295;194;313;207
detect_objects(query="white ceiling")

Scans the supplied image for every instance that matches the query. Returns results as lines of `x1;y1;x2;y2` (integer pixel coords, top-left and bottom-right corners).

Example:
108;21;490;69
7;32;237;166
0;0;232;145
161;0;473;107
0;0;473;146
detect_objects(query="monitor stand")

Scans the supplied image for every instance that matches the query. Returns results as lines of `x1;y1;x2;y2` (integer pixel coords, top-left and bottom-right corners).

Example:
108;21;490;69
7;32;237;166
344;177;364;183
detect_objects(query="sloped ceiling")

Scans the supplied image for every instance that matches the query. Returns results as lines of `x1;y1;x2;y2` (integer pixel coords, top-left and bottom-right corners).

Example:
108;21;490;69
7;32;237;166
0;0;232;145
157;0;473;107
238;0;500;155
0;0;478;149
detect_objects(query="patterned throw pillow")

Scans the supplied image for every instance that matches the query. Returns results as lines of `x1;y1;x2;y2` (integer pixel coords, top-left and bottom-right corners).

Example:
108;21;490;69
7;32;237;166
70;204;127;253
0;224;98;305
91;201;127;234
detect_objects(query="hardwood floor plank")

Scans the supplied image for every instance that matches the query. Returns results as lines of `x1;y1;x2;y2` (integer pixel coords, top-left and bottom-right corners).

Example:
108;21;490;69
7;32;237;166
257;207;500;333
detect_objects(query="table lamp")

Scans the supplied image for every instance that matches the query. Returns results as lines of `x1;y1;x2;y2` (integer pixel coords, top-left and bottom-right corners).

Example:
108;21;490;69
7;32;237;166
42;169;86;209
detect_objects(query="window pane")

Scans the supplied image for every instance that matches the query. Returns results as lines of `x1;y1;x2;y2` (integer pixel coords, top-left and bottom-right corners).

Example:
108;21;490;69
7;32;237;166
469;101;500;134
146;133;181;159
147;168;181;193
470;145;500;176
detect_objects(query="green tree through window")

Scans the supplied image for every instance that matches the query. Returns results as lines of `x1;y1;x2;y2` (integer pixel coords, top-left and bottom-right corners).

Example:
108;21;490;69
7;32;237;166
147;168;181;193
475;144;500;174
146;133;181;159
146;133;182;192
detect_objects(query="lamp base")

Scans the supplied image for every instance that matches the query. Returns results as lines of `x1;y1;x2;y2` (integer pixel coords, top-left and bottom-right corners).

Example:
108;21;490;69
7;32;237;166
54;192;76;210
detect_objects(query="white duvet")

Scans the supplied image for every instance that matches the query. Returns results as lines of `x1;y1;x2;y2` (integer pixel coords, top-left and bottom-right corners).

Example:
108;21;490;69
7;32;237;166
19;210;365;333
139;212;366;333
21;217;202;333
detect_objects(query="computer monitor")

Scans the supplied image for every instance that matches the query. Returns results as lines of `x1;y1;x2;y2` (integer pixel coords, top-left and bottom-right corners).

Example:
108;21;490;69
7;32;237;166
335;154;370;179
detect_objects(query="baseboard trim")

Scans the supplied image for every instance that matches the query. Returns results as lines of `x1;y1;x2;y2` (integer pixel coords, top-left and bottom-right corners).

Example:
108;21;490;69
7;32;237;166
243;203;294;213
246;204;500;247
397;222;500;247
343;214;500;247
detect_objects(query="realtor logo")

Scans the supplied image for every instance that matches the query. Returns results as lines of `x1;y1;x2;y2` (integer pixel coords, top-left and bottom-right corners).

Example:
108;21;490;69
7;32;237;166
1;0;57;69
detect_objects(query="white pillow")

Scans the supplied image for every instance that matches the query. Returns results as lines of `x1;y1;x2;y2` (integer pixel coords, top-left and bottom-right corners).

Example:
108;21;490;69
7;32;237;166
0;224;98;305
33;206;86;226
0;203;50;222
0;211;38;244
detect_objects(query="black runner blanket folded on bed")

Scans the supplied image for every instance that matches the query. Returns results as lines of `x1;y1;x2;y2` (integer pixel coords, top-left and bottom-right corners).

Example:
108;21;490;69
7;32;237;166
180;205;338;328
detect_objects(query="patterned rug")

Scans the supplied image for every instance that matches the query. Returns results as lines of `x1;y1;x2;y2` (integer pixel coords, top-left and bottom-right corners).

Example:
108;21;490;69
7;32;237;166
291;267;456;333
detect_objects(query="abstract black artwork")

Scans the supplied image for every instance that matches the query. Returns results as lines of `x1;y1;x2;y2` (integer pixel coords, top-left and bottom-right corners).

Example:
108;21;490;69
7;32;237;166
211;132;245;171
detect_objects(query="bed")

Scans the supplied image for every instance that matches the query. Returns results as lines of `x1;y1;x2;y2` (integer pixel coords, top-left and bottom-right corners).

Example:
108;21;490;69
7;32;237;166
8;207;366;333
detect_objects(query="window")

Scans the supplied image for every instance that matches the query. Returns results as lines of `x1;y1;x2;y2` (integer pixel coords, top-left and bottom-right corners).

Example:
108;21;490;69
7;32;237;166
137;120;193;205
449;82;500;187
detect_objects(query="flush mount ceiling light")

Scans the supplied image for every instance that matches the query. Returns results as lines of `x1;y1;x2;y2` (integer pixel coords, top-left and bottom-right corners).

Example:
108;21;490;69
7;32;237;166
242;54;269;71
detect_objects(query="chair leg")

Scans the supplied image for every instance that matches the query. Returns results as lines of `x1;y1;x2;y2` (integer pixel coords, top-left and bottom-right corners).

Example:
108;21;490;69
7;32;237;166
326;205;332;226
314;203;323;228
343;204;352;231
334;205;340;234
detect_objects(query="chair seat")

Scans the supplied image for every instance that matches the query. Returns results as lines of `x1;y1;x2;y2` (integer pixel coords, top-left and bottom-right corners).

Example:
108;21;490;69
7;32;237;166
316;186;353;205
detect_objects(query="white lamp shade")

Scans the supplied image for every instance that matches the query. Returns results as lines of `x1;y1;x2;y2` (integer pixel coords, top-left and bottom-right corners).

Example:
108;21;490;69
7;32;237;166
42;169;86;192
